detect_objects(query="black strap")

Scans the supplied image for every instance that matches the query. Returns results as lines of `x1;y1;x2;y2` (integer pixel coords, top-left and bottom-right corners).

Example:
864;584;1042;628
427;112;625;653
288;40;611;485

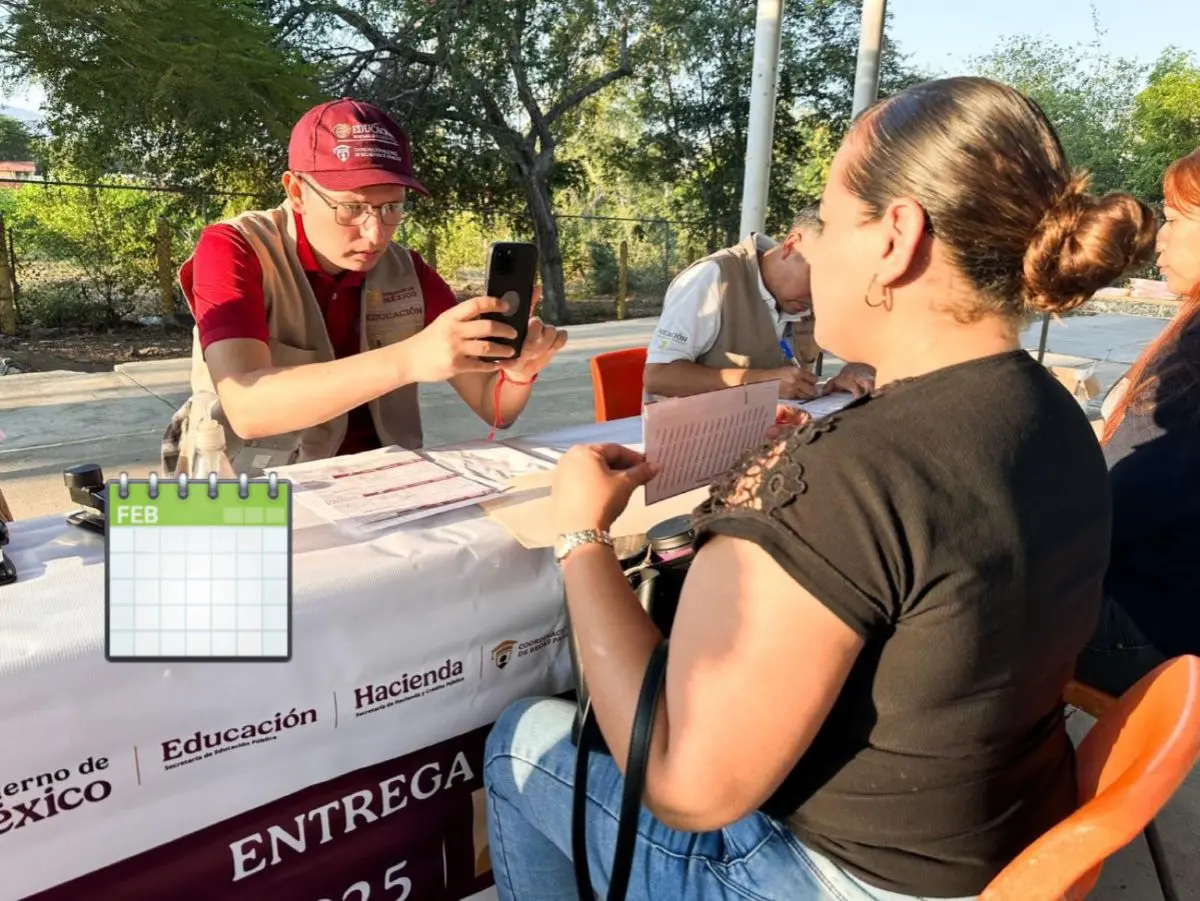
572;641;670;900
572;703;597;897
609;641;670;899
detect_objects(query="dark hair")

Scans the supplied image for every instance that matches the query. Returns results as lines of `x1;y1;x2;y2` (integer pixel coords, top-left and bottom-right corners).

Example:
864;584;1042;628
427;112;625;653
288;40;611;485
1102;147;1200;443
790;205;820;233
844;76;1158;320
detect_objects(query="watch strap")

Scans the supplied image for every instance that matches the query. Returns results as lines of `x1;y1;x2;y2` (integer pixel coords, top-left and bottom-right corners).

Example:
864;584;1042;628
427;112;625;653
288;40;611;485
554;529;614;561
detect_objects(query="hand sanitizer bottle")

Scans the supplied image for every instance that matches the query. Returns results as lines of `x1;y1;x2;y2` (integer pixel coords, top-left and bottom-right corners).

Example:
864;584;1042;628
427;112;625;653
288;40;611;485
191;420;237;479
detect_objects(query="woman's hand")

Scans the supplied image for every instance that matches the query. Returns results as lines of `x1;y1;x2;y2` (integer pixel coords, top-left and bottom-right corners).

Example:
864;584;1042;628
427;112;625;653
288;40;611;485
767;404;812;441
551;443;659;534
821;363;875;398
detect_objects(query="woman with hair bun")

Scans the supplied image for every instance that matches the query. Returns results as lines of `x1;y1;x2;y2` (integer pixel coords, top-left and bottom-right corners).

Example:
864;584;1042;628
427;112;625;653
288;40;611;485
1076;147;1200;697
481;77;1157;901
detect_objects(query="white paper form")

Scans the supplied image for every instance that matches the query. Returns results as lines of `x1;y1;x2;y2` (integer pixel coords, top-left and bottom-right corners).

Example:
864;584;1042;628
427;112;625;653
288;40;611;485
642;381;779;505
422;440;556;485
783;390;857;420
270;447;507;532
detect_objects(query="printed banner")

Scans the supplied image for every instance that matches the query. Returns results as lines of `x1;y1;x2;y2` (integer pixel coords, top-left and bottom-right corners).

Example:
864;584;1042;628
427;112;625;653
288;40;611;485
25;725;497;901
0;508;573;901
0;617;572;900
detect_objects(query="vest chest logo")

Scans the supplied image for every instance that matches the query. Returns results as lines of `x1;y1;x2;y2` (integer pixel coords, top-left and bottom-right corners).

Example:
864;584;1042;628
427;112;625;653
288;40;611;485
365;286;424;348
366;287;420;306
365;306;421;322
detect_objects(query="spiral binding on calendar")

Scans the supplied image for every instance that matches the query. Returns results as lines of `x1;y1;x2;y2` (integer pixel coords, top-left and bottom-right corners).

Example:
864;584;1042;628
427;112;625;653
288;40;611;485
116;472;282;500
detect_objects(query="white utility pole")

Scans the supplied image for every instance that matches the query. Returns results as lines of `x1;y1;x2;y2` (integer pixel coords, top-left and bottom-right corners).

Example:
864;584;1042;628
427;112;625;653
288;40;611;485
737;0;784;239
851;0;888;119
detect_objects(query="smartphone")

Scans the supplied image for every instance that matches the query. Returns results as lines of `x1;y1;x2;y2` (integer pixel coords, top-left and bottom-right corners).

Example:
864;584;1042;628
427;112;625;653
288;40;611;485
480;241;539;363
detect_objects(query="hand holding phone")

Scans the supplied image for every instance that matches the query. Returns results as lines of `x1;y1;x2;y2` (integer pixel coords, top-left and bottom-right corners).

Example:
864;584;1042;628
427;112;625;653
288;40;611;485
479;241;539;363
406;295;519;382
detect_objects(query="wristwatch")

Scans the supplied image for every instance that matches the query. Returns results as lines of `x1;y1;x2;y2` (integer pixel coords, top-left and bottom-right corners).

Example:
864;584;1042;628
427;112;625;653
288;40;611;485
553;529;614;563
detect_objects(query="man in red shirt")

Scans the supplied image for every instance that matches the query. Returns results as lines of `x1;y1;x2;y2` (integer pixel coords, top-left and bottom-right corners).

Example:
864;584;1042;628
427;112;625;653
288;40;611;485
164;98;566;475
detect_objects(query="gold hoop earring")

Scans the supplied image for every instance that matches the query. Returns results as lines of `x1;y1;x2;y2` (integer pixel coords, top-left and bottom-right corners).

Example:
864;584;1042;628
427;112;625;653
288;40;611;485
864;275;883;307
864;276;894;311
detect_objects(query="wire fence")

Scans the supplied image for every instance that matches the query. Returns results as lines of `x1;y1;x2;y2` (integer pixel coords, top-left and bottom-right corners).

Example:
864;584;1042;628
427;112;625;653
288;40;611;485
0;176;1176;339
0;177;709;332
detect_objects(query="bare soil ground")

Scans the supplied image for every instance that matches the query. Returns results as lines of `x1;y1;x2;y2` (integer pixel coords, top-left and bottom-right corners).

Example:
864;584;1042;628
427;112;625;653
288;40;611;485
0;323;193;373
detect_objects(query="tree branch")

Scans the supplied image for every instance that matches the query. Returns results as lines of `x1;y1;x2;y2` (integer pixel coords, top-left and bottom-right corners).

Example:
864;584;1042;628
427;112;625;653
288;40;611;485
273;0;440;67
440;106;524;152
507;1;553;152
544;18;632;127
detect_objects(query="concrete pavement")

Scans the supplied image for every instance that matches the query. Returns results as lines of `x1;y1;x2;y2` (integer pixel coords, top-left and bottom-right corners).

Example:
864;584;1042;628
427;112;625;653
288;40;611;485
0;310;1196;896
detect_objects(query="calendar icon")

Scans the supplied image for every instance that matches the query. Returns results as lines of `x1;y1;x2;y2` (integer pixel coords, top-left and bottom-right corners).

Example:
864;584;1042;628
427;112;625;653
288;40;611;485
105;473;293;662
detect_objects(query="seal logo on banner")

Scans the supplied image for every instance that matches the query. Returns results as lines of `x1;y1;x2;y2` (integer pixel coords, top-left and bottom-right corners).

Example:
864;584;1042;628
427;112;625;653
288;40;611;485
491;640;516;670
489;627;568;672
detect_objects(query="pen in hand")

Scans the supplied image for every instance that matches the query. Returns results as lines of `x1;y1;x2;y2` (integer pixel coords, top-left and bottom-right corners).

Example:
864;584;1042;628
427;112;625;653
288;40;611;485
779;337;802;368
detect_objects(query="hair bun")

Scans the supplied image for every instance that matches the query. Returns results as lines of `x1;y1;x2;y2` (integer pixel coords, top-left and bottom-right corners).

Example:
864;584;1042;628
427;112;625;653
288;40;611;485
1023;174;1158;314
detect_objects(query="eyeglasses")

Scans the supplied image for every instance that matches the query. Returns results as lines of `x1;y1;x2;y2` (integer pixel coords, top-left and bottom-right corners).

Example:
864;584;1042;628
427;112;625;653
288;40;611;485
299;176;409;227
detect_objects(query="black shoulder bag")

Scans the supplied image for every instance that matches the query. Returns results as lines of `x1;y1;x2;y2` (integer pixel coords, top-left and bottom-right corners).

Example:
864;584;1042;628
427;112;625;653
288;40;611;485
567;516;695;901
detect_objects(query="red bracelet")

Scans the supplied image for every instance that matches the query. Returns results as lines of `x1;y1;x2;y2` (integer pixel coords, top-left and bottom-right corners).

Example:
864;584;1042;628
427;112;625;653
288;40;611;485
501;369;539;387
488;369;539;440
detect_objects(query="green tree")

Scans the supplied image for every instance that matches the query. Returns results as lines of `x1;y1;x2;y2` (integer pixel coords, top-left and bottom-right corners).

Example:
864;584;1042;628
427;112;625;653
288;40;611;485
8;176;190;326
792;123;837;207
971;24;1146;195
275;0;642;324
0;0;321;193
605;0;921;250
0;113;32;160
1127;49;1200;202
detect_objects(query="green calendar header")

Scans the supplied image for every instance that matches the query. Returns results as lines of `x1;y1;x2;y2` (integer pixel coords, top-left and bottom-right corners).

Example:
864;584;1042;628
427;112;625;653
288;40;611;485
107;480;291;528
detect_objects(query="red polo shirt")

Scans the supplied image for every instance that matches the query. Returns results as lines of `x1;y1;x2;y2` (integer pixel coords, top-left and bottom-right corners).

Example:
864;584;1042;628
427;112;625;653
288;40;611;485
185;211;458;455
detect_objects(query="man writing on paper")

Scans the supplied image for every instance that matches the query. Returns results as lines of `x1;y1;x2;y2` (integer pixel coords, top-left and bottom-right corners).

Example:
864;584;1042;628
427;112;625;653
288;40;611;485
642;209;874;401
162;98;566;477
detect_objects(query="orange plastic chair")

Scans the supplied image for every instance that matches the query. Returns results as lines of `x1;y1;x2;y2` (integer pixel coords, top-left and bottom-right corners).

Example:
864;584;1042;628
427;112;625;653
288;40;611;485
1063;678;1120;720
589;347;647;422
982;656;1200;901
1062;678;1179;900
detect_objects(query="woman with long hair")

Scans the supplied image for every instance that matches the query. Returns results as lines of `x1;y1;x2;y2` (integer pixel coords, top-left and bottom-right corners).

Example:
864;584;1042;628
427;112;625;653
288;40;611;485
482;77;1156;901
1076;147;1200;697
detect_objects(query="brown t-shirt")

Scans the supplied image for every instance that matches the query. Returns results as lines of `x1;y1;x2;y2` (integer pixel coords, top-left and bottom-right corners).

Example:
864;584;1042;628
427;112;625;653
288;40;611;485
691;350;1111;897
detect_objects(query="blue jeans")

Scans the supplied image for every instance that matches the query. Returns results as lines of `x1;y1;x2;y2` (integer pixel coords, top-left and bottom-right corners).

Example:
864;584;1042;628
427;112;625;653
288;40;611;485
483;697;974;901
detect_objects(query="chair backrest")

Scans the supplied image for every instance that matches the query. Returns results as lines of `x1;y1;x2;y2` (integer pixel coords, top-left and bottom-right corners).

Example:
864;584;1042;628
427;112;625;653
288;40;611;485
1063;678;1118;719
589;347;648;422
982;655;1200;900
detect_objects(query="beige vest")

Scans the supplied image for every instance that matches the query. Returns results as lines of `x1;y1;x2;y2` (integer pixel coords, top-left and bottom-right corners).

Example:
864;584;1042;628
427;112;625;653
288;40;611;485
164;204;427;477
693;235;819;372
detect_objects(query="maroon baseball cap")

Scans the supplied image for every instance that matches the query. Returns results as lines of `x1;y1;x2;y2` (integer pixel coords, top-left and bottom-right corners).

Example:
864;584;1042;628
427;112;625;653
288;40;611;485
287;97;430;195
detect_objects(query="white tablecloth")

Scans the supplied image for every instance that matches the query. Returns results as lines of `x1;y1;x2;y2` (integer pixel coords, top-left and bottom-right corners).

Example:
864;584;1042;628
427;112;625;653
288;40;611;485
0;418;637;900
